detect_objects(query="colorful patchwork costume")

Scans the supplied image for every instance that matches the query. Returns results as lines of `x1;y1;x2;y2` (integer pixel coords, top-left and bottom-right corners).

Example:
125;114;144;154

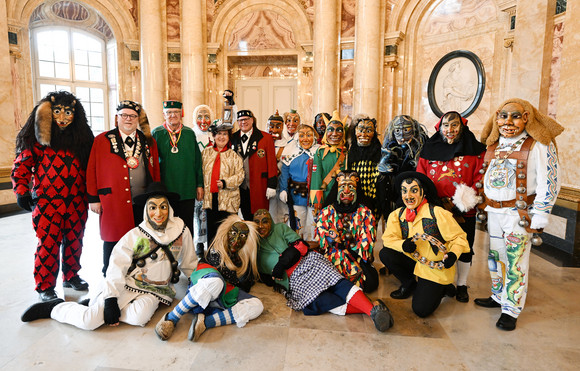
12;91;94;298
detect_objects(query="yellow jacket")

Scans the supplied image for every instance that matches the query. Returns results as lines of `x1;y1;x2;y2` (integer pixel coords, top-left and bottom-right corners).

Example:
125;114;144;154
382;204;469;285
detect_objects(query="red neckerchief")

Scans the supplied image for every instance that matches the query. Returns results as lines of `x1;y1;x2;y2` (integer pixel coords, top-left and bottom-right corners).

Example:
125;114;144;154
210;143;229;193
405;198;428;222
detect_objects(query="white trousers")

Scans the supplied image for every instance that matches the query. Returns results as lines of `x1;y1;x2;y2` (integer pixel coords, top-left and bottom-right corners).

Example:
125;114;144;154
486;211;532;317
51;291;159;331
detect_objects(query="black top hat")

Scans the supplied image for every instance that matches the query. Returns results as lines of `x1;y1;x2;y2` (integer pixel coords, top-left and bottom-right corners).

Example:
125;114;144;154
133;182;180;209
393;171;440;206
237;110;254;119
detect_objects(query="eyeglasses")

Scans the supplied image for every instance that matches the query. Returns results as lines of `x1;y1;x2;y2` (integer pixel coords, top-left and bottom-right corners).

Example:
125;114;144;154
165;111;181;117
118;113;138;120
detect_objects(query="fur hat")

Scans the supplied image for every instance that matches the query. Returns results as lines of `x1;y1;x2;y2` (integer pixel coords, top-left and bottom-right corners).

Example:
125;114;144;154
115;100;152;144
481;98;564;146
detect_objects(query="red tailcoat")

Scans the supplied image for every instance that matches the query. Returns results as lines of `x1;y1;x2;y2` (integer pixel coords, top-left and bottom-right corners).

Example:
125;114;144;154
231;129;278;213
86;128;160;241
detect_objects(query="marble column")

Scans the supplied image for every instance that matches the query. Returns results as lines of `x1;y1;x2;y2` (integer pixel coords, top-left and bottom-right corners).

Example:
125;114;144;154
313;0;339;114
353;0;382;118
0;0;16;171
140;0;165;126
508;0;555;109
181;0;206;122
554;4;580;186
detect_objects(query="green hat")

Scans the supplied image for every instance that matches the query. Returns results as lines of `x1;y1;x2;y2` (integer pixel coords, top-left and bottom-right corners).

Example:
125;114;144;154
163;100;182;110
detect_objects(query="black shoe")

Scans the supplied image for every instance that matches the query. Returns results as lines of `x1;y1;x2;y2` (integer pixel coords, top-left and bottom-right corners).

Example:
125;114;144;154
445;284;456;298
390;281;416;299
78;298;91;306
21;298;64;322
370;299;394;332
496;313;517;331
474;297;501;308
456;285;469;303
63;276;89;291
39;288;58;302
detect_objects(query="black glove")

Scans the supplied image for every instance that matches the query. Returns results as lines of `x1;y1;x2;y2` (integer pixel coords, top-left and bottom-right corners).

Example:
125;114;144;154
103;297;120;325
272;246;301;279
443;252;457;269
17;193;34;212
402;238;417;253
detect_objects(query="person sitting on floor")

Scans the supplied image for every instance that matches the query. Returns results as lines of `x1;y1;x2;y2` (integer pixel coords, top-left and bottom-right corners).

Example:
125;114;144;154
155;215;263;341
21;182;197;330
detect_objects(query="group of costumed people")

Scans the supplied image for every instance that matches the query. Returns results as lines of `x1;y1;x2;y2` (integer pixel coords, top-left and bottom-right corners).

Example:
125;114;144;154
12;89;563;335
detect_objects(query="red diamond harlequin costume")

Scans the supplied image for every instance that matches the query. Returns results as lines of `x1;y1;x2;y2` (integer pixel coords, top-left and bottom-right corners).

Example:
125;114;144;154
11;91;94;293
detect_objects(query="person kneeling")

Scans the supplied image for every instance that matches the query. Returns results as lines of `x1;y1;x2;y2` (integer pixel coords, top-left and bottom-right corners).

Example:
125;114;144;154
155;215;263;341
379;172;469;318
21;182;197;330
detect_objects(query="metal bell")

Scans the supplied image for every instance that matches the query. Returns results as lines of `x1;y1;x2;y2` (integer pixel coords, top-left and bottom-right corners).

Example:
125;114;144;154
476;211;487;221
475;182;483;189
518;217;529;227
516;186;527;194
531;234;543;246
515;200;527;209
482;162;488;168
150;252;158;260
479;169;485;174
136;259;146;268
171;261;178;269
517;173;526;179
517;162;525;169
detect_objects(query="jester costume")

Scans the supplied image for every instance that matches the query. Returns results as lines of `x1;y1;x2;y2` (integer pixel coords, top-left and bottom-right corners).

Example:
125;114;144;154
12;91;94;297
315;201;377;292
347;115;382;219
309;111;348;211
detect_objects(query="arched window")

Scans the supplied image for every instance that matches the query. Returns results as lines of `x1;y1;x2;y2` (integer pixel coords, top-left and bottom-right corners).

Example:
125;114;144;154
31;26;108;133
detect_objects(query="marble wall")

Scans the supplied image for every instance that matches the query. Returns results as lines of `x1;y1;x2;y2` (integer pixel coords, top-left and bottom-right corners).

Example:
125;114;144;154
228;10;296;51
414;0;500;135
341;0;355;38
548;21;564;119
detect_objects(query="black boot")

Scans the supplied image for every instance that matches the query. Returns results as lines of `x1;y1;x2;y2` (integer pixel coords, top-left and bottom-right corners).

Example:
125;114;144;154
21;299;64;322
38;288;58;302
456;285;469;303
370;299;394;332
63;276;89;291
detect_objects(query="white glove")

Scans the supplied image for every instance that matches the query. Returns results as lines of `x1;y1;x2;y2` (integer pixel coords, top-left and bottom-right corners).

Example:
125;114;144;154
530;213;550;230
279;190;288;203
266;188;277;199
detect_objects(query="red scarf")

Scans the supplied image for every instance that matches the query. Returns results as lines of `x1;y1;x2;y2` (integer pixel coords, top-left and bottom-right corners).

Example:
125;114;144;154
210;144;229;193
405;198;428;222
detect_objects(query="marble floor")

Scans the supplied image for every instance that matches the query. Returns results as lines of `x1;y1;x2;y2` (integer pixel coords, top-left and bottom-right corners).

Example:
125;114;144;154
1;211;580;371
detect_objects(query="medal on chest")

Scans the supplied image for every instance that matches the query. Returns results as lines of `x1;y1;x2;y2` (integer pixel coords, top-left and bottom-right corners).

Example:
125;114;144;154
126;156;140;169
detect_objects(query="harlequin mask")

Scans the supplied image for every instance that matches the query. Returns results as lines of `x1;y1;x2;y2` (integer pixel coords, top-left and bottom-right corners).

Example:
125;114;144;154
336;171;359;205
